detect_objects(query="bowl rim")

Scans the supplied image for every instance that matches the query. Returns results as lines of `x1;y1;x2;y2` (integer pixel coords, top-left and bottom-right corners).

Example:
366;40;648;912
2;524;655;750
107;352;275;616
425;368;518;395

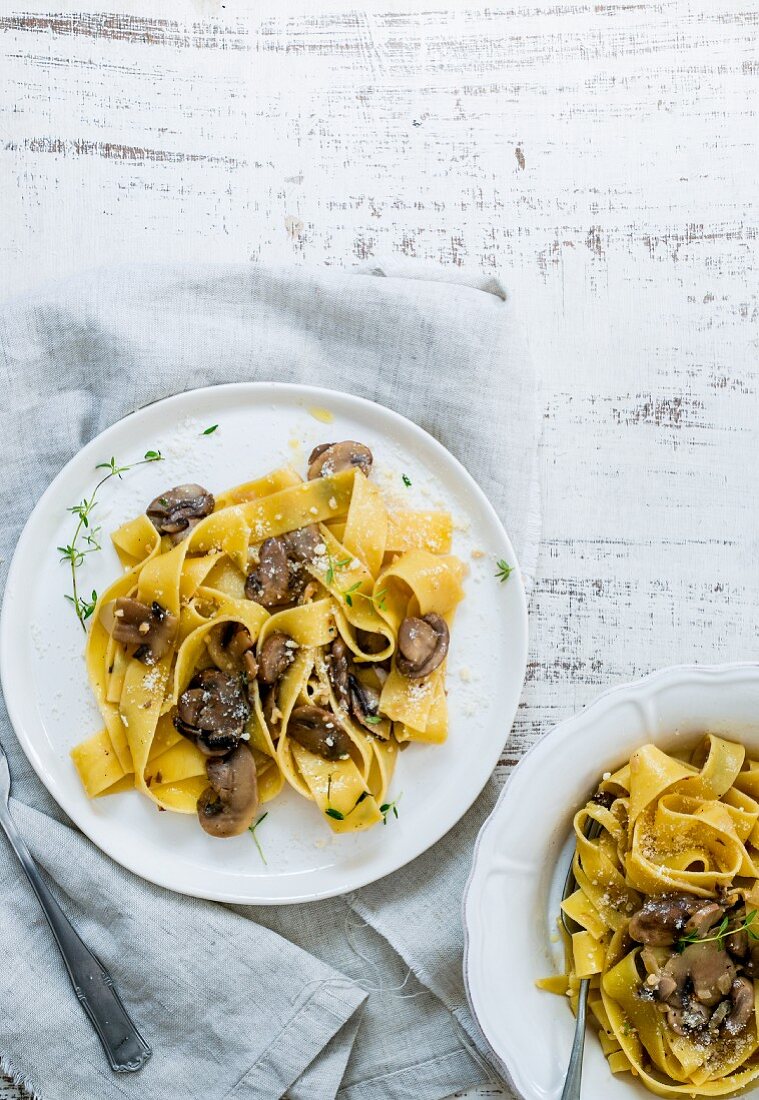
461;661;759;1096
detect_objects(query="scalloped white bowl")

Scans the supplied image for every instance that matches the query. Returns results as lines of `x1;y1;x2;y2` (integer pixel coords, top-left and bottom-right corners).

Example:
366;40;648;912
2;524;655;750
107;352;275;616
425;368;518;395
463;663;759;1100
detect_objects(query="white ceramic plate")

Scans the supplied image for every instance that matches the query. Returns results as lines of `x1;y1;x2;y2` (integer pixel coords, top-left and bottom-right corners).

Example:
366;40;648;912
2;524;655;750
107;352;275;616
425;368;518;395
463;663;759;1100
1;382;527;904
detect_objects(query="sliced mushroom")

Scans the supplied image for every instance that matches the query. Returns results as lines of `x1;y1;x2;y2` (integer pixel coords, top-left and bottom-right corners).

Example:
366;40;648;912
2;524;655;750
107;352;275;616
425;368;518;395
327;638;385;732
396;613;450;679
327;637;352;712
628;894;704;946
348;674;382;730
663;942;737;1008
684;903;725;939
100;597;177;661
147;484;215;543
245;537;291;608
174;668;249;756
283;525;321;563
261;686;282;737
197;744;259;838
307;441;373;480
288;705;355;762
726;928;750;960
724;976;754;1035
257;632;296;686
206;623;257;677
244;528;320;609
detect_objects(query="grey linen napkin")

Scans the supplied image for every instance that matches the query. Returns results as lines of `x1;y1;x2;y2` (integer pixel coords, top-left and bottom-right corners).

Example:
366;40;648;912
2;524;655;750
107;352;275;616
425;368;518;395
0;263;540;1100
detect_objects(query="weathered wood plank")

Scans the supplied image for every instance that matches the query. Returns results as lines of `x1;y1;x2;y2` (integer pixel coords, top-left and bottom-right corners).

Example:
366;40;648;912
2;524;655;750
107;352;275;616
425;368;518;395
2;2;757;1097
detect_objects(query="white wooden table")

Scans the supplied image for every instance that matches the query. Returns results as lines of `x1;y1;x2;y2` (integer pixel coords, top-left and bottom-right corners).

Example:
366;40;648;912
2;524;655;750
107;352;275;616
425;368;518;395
2;1;757;1096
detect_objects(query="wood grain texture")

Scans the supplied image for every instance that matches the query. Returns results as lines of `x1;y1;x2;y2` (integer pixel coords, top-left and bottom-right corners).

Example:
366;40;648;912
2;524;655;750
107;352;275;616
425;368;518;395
2;0;758;1096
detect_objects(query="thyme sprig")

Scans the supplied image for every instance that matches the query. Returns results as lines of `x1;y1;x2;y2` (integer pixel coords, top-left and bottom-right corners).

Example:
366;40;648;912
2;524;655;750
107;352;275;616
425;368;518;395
379;793;402;824
325;773;345;820
248;811;268;863
325;549;351;587
495;559;513;583
677;908;759;952
343;582;387;611
59;450;164;630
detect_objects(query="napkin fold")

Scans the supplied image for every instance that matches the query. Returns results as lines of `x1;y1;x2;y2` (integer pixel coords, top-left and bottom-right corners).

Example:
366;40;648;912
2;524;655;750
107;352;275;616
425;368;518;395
0;262;540;1100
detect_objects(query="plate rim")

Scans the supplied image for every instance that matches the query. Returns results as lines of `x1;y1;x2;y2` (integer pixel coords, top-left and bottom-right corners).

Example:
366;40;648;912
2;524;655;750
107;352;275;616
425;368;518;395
1;381;529;904
462;660;759;1098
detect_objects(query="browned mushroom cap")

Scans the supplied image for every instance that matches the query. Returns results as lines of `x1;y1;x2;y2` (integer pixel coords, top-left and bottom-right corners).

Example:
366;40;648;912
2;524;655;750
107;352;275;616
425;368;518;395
396;613;450;679
100;597;177;661
628;894;706;947
307;441;373;480
206;623;257;677
663;943;737;1008
257;632;297;686
725;976;754;1035
288;705;355;762
283;525;321;563
245;537;291;608
327;637;352;711
244;528;320;610
147;484;215;544
327;638;384;731
174;668;250;756
197;744;259;837
725;927;750;960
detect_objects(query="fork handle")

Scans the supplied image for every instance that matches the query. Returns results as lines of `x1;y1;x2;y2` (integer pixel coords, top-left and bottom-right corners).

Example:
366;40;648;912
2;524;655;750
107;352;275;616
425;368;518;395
561;977;589;1100
0;806;151;1073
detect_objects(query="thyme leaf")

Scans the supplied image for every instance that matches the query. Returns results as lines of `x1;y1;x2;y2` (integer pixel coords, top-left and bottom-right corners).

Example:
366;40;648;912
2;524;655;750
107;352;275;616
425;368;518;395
60;449;164;630
379;793;402;825
495;559;513;583
248;811;269;864
677;909;758;952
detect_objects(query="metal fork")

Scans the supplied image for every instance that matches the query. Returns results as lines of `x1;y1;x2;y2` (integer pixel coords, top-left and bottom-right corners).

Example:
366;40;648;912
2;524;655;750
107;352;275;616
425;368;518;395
0;737;151;1072
559;816;602;1100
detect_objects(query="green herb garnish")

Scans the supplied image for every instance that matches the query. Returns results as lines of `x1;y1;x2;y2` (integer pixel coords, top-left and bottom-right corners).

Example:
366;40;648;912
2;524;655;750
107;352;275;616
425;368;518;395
677;909;759;952
364;715;382;725
495;559;513;584
60;450;164;630
379;793;402;824
248;811;268;864
343;581;361;607
326;807;345;821
402;474;412;488
325;550;351;587
343;583;387;611
202;424;219;436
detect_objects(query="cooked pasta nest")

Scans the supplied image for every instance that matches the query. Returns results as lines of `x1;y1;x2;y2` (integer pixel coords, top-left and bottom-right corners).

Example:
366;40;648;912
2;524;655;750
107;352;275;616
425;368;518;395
540;734;759;1096
71;441;466;839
